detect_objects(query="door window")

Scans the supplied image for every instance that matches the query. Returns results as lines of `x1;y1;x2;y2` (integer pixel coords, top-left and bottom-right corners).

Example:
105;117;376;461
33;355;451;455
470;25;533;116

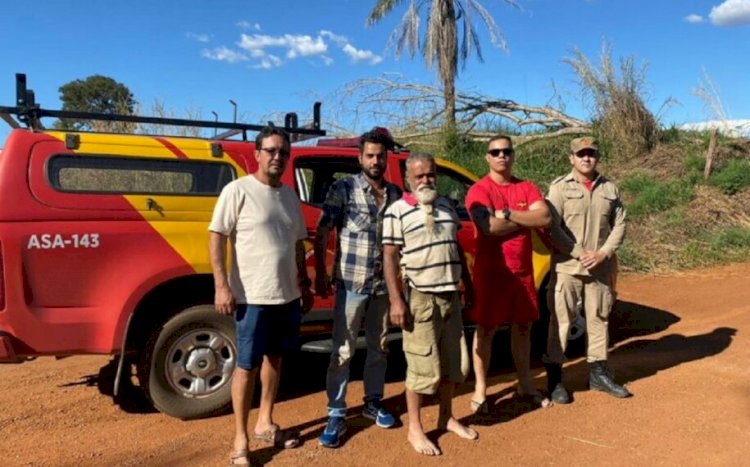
294;156;361;206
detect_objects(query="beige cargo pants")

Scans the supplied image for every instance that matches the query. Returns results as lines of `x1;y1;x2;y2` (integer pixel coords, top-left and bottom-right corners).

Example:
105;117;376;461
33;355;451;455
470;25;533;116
546;272;615;363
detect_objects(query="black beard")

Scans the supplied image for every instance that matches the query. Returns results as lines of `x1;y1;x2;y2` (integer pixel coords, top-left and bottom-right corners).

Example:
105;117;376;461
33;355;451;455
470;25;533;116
362;166;384;181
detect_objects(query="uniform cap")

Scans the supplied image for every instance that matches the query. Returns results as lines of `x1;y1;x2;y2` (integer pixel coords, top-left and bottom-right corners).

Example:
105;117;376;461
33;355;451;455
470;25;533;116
571;137;598;153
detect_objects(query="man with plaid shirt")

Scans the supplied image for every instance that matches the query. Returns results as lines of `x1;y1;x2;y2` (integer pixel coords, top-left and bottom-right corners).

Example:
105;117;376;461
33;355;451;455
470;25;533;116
314;129;402;448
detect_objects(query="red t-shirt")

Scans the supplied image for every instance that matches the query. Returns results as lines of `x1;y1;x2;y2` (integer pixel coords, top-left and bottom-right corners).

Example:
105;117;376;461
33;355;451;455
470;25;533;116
465;175;543;275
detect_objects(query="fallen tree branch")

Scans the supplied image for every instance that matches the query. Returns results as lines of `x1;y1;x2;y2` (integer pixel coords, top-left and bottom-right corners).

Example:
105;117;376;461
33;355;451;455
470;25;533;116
335;75;591;145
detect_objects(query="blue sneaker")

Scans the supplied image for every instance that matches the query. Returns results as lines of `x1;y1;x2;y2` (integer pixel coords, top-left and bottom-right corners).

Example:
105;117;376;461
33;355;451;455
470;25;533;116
319;416;347;448
362;401;396;428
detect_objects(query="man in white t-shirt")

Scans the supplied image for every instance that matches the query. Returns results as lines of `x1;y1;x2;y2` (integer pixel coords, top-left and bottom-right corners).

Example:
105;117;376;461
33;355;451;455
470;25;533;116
383;152;477;456
209;126;313;466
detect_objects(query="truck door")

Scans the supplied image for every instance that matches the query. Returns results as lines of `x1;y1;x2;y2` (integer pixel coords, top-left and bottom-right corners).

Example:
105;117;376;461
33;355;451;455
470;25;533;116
291;154;362;332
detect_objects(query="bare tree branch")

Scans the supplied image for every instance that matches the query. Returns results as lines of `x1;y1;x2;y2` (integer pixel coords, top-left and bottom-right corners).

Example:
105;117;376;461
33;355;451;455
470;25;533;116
334;75;591;146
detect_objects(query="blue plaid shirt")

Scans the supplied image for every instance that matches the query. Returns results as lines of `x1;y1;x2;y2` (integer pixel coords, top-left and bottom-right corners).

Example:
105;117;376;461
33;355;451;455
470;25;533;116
318;172;401;295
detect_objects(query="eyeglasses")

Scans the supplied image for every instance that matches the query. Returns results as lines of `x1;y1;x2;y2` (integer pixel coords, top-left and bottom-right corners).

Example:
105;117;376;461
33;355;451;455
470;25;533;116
574;150;599;159
488;148;514;158
260;147;290;158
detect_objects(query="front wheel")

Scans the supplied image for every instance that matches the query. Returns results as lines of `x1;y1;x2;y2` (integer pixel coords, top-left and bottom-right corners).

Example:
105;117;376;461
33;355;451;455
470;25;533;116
140;305;237;419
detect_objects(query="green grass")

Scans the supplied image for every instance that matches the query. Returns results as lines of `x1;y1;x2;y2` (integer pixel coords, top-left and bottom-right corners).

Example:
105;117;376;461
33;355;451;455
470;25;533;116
616;238;650;272
513;138;572;193
710;159;750;195
684;152;706;174
431;131;573;192
683;227;750;266
620;173;695;218
408;127;749;273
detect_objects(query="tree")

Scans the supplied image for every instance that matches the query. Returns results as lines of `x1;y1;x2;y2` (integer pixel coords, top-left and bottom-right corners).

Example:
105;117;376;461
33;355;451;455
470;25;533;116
54;75;137;131
367;0;518;129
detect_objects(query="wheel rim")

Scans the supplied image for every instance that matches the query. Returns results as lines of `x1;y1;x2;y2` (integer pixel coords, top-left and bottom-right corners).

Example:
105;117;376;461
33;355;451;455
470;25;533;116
568;315;586;341
164;328;236;398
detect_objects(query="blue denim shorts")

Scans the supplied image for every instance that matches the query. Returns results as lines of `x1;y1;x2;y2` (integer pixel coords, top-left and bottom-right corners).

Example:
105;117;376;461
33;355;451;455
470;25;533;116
235;300;302;370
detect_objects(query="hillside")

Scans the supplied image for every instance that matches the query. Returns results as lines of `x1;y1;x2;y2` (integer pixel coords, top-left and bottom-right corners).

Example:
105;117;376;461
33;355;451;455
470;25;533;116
434;131;750;272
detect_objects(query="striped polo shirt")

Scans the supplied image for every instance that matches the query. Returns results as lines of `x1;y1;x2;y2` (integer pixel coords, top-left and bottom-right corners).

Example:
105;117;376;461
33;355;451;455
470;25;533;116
382;193;463;293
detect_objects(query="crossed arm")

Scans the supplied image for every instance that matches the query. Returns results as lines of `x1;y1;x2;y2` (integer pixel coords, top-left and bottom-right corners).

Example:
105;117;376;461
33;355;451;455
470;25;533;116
470;199;550;237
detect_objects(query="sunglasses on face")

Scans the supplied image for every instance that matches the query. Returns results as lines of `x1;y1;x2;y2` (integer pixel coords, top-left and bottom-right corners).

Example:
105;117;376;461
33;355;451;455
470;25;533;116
488;148;514;157
574;150;599;159
260;147;290;158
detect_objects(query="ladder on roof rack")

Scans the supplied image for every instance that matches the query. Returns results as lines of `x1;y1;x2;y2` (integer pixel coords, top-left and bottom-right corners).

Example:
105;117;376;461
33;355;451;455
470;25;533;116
0;73;326;140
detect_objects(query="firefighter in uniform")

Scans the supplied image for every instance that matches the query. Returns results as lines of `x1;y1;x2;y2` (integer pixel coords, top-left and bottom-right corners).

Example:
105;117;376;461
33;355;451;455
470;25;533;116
544;137;632;403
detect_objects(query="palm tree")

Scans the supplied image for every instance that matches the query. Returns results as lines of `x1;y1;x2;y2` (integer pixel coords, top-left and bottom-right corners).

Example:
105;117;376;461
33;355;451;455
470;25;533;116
368;0;519;129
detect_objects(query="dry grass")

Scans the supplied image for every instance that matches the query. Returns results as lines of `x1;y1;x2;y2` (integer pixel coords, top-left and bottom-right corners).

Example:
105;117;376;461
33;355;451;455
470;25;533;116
565;41;661;161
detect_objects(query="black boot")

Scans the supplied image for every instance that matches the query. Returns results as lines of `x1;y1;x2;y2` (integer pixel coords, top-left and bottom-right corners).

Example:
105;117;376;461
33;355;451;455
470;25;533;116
544;363;571;404
589;361;632;398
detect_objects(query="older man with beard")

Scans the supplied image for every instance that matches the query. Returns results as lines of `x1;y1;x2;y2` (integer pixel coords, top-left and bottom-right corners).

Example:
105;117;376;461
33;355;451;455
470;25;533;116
383;152;477;456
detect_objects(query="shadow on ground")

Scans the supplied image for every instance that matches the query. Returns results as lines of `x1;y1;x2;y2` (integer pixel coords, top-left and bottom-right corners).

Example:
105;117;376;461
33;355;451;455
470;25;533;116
82;297;734;447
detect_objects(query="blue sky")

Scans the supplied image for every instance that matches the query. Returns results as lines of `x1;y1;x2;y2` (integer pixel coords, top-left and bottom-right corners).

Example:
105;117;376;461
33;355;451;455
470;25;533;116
1;0;749;143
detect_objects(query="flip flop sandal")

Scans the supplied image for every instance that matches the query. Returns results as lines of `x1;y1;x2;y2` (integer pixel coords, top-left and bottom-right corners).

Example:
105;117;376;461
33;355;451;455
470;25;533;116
470;399;491;415
228;449;251;466
253;424;301;449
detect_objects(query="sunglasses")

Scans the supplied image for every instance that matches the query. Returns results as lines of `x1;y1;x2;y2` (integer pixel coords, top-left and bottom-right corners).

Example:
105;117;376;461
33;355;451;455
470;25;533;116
574;150;599;159
260;147;290;158
488;148;514;157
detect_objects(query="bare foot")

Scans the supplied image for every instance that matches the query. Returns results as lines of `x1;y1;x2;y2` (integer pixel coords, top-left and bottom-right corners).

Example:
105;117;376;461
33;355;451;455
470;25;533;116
408;430;441;456
440;417;478;440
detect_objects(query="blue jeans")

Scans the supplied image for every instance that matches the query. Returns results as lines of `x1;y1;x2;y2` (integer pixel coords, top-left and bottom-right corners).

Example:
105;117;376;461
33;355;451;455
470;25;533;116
326;288;389;417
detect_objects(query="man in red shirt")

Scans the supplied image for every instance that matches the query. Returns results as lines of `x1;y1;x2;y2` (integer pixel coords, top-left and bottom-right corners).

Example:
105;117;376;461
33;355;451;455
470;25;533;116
465;135;551;412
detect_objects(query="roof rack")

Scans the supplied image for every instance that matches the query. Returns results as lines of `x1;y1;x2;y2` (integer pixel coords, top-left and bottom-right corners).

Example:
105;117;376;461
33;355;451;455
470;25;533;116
316;126;408;152
0;73;326;141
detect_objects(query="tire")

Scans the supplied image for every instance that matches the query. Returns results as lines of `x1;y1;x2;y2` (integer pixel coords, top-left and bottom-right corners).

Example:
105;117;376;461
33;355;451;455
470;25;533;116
141;305;236;419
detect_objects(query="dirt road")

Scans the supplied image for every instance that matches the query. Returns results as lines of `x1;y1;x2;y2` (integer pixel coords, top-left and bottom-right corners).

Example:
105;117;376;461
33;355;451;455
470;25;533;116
2;263;749;466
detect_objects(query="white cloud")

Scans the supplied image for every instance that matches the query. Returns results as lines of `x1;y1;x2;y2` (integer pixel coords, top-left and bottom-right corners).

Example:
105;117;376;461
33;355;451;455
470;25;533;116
320;30;348;47
186;32;211;42
285;35;328;58
201;29;381;70
252;54;283;70
238;33;327;59
237;21;261;31
684;14;705;23
342;44;383;65
321;30;382;65
709;0;750;26
200;47;247;63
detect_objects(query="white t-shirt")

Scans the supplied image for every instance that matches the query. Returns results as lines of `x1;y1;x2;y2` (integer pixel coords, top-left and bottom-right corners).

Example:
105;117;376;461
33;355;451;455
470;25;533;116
209;175;307;304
